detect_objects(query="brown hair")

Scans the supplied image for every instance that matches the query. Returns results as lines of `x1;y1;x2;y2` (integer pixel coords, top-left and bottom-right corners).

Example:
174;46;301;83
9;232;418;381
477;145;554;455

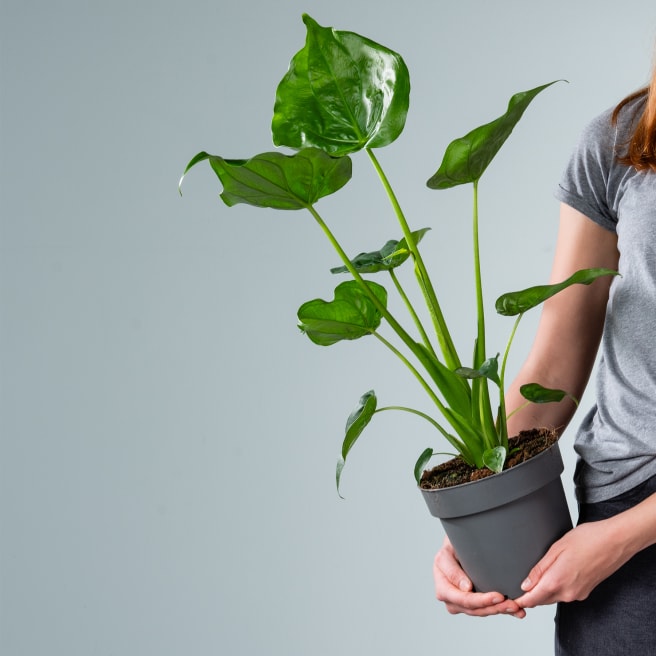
612;69;656;170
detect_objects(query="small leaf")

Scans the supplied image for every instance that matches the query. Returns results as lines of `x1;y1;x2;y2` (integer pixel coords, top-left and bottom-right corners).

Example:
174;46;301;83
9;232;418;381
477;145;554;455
330;228;431;274
414;448;434;484
343;390;378;460
427;81;562;189
337;390;378;496
298;280;387;346
455;355;500;386
520;383;578;406
272;14;410;156
179;148;352;210
496;268;619;316
483;446;506;474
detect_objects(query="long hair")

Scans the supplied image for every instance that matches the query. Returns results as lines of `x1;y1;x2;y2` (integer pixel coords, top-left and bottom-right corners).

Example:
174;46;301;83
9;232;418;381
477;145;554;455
612;66;656;170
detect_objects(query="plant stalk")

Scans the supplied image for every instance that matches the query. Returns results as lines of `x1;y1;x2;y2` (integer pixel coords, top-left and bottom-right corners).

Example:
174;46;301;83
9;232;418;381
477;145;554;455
366;148;461;370
388;269;437;358
307;205;444;382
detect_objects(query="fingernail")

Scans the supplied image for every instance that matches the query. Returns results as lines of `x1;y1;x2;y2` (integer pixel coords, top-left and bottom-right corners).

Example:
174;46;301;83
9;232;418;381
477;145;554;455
491;595;504;604
458;579;470;591
521;577;531;591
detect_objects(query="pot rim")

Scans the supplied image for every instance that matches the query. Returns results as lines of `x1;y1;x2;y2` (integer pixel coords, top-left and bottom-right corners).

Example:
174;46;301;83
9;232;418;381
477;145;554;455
419;439;566;518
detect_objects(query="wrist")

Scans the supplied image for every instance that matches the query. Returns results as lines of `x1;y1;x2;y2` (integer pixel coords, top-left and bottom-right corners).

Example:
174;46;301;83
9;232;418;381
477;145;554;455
608;494;656;558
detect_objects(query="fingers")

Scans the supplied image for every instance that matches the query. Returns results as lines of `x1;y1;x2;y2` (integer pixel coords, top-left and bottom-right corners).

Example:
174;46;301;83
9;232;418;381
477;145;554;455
515;540;563;607
434;538;472;593
433;540;526;618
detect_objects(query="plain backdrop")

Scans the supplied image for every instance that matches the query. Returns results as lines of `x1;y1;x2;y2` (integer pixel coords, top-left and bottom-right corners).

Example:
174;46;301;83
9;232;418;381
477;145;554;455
2;1;656;654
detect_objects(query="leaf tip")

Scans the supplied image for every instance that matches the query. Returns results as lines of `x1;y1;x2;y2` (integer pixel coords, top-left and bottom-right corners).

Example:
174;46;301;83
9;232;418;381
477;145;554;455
336;458;346;499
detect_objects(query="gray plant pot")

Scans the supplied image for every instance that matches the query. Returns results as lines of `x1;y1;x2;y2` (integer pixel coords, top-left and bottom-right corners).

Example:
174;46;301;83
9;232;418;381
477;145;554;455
420;440;573;598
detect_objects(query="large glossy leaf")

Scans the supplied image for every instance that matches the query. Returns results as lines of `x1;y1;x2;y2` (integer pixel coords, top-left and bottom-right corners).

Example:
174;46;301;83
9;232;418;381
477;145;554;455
330;228;430;274
427;81;560;189
495;268;619;316
179;148;352;210
337;390;377;496
272;14;410;156
298;280;387;346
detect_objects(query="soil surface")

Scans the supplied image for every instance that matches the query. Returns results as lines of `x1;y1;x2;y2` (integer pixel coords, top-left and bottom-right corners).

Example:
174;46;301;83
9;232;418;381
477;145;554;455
419;428;559;490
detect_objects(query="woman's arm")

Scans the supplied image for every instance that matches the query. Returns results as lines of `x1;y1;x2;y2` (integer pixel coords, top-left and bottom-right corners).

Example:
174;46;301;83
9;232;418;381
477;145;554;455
433;203;619;618
505;203;619;436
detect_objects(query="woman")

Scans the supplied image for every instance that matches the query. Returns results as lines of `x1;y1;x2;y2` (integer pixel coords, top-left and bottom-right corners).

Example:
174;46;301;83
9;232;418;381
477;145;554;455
433;65;656;654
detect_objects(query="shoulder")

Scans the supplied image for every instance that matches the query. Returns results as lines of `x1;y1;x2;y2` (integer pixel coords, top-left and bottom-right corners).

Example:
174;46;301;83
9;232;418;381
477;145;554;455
578;95;645;159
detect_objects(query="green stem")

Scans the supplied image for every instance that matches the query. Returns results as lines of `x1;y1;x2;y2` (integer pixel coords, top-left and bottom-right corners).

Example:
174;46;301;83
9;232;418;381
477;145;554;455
366;148;460;370
388;269;437;358
471;180;497;448
506;400;531;421
473;180;485;366
307;205;417;349
308;205;450;408
376;405;445;433
372;331;472;460
371;331;446;414
498;314;523;446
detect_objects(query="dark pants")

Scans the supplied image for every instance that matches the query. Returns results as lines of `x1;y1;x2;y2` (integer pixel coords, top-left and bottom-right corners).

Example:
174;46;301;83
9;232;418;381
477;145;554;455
555;475;656;655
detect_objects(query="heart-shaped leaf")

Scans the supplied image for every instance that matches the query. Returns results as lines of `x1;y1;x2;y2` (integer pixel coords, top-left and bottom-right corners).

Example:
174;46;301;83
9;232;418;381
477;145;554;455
427;81;561;189
483;446;506;474
495;268;619;316
337;390;377;496
272;14;410;156
298;280;387;346
330;228;430;274
179;148;352;210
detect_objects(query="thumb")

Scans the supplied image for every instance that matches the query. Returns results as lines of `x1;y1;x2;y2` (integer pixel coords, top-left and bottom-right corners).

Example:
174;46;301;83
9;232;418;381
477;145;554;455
521;544;559;592
434;542;472;592
520;562;544;592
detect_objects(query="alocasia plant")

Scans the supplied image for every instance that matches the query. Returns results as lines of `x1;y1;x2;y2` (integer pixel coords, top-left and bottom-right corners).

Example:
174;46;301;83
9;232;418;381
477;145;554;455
179;14;617;493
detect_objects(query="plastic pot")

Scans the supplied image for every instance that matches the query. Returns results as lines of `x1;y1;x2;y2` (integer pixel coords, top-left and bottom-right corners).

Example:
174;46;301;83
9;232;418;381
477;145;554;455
420;440;573;598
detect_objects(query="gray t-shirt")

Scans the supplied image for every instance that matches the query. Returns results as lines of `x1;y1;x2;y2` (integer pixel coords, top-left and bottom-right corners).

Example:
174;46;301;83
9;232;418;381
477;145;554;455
555;95;656;503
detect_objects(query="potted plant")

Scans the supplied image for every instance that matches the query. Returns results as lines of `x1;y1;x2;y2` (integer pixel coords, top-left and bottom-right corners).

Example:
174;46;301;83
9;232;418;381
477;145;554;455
179;14;617;597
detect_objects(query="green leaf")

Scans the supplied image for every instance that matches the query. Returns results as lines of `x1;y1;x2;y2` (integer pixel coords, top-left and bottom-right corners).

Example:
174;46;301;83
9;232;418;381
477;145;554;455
414;448;434;484
336;458;346;498
298;280;387;346
337;390;377;496
427;81;561;189
520;383;576;405
483;446;506;474
330;228;431;274
179;148;352;210
343;390;377;460
455;355;500;386
495;267;619;316
272;14;410;156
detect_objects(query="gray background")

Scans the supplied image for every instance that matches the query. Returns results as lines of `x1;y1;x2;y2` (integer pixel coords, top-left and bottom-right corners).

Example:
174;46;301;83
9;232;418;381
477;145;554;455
2;1;655;654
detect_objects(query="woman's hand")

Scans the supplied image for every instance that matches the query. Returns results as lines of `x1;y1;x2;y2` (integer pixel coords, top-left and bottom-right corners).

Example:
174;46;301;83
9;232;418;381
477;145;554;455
515;520;635;608
433;537;526;618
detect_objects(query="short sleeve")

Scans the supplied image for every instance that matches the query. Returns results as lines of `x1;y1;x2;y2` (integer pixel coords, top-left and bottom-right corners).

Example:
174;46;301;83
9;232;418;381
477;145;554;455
554;108;619;233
